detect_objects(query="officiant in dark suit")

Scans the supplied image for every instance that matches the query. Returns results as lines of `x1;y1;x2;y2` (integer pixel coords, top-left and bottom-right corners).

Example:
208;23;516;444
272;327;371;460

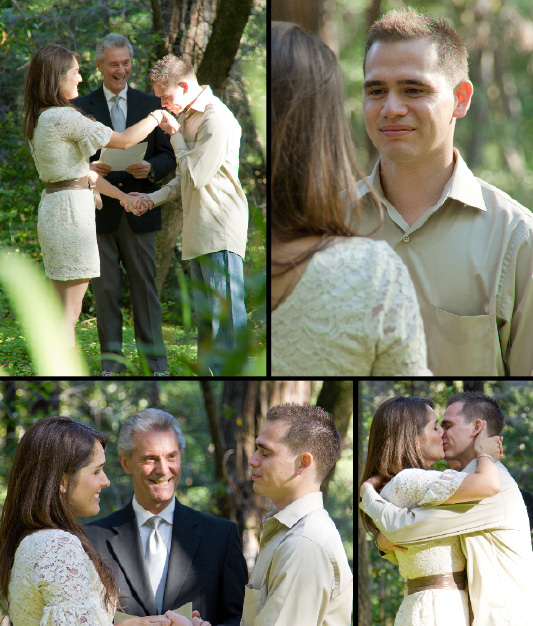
73;34;175;376
85;408;247;625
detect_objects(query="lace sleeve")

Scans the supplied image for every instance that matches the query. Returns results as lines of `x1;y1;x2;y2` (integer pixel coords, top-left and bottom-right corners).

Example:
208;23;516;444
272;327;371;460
380;469;441;509
35;531;111;626
381;468;469;511
53;108;113;160
371;242;432;376
418;469;469;507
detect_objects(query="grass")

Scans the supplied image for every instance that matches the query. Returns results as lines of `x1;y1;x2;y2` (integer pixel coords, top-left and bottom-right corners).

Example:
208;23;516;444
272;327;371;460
0;312;197;376
0;303;266;378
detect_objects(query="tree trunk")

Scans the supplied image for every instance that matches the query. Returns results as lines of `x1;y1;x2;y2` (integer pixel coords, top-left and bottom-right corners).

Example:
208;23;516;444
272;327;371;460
267;380;312;407
464;381;485;393
316;380;353;501
200;380;225;482
357;386;372;626
197;0;255;96
158;0;218;65
203;380;315;575
271;0;325;35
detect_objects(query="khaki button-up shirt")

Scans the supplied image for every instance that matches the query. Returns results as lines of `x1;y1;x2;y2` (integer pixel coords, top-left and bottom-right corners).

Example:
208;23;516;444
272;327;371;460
149;86;248;260
241;492;353;626
357;150;533;375
360;460;533;626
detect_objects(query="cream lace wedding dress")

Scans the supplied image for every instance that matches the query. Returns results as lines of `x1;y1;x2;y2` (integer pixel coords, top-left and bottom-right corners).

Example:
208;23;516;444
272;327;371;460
8;529;114;626
31;106;113;280
271;238;431;375
380;468;471;626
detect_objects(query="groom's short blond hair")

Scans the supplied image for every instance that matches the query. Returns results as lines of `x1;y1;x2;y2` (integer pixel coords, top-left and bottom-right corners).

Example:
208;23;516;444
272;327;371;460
148;55;196;88
446;392;505;436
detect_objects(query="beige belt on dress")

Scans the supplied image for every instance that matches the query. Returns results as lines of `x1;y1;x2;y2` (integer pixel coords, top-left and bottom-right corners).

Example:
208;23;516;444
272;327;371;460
407;571;467;595
45;176;103;210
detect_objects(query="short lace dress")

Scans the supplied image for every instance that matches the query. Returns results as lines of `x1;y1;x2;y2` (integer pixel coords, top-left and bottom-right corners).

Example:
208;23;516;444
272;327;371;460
380;468;471;626
30;106;113;280
271;237;431;375
8;529;114;626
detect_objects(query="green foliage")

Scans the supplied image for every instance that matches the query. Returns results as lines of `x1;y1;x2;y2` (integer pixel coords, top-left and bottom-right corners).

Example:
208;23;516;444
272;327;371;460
325;415;354;572
0;112;41;259
0;381;352;567
360;379;533;624
0;250;86;375
0;0;266;373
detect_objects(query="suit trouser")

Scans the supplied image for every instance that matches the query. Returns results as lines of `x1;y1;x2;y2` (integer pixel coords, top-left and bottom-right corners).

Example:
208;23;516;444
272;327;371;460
189;250;247;375
92;212;167;372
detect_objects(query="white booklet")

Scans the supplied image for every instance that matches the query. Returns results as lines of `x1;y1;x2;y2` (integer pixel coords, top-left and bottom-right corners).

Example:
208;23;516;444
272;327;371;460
114;601;192;622
100;142;148;171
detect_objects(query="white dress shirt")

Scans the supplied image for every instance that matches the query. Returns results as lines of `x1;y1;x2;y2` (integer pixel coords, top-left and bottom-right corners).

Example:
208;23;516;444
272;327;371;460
360;459;533;626
132;495;174;599
103;83;128;119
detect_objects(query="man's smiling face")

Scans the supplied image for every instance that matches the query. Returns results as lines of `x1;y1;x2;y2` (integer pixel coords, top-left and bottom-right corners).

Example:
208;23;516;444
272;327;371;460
96;46;132;95
363;38;459;168
119;429;181;514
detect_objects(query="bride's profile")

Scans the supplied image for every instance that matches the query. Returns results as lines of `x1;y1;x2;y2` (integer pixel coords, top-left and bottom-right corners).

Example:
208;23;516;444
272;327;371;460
359;396;503;626
0;417;203;626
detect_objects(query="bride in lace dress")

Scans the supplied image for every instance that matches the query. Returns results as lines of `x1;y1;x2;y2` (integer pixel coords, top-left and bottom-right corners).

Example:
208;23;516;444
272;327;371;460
0;417;203;626
270;22;430;376
359;396;503;626
24;45;166;350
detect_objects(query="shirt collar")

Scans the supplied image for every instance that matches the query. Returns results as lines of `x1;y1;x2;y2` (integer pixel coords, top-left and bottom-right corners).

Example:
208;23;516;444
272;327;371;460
265;491;324;529
103;83;128;103
132;495;175;528
462;457;502;473
359;148;487;214
184;86;212;114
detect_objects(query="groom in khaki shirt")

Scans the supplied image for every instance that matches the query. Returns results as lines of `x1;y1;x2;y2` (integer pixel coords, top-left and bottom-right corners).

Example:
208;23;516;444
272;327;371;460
241;404;353;626
360;392;533;626
357;8;533;375
130;55;249;375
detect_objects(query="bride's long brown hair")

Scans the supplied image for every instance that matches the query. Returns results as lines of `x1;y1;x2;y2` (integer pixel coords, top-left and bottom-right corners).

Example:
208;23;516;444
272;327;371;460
23;44;81;140
271;21;382;309
0;417;119;612
360;397;434;539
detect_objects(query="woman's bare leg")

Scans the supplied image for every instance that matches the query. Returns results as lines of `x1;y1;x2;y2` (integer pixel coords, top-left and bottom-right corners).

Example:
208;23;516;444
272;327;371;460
50;278;90;348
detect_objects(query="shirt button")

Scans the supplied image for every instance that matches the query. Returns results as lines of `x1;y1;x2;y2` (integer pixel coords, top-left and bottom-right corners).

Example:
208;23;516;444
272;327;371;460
403;235;410;243
118;183;123;188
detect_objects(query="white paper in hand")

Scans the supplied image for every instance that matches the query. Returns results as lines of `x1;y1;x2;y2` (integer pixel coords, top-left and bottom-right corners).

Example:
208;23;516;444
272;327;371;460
114;601;193;622
100;142;148;171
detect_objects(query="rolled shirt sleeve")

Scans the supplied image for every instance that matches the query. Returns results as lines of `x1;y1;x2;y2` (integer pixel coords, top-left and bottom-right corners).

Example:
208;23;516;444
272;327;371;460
360;486;507;545
148;170;182;207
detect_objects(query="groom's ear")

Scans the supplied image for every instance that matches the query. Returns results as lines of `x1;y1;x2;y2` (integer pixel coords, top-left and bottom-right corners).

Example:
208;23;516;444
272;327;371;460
472;418;484;437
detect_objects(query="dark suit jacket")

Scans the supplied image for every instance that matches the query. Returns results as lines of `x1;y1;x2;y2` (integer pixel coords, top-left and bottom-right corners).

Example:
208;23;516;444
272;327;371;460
85;499;247;625
72;86;176;234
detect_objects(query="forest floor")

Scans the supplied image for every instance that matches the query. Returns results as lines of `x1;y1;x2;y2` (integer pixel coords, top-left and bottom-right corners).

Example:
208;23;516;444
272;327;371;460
0;310;265;377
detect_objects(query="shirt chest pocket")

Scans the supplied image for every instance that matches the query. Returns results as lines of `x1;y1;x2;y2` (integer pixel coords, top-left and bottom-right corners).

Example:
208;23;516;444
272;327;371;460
242;583;267;624
420;302;503;375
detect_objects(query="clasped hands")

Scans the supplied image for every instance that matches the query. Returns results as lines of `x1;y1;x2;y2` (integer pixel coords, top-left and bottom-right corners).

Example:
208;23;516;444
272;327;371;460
165;609;211;626
136;609;210;626
121;110;181;215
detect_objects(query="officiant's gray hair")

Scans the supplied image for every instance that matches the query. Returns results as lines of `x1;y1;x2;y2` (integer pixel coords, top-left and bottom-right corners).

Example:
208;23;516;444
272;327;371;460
95;33;133;62
118;408;186;457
